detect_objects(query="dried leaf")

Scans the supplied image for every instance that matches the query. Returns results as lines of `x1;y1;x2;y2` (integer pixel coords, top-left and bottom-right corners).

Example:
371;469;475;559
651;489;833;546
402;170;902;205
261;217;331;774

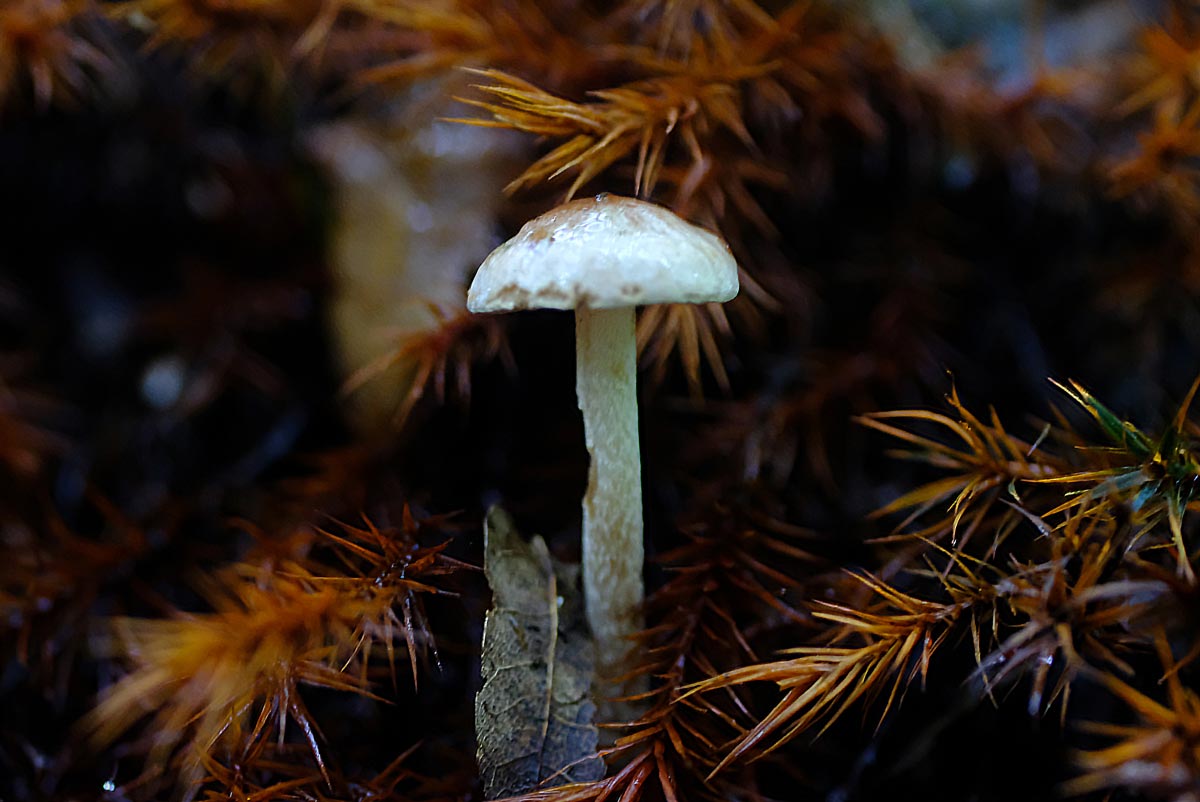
476;508;604;799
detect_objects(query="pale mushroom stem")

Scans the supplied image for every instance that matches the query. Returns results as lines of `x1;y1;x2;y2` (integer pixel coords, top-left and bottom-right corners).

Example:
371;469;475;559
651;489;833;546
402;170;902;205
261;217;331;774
575;305;645;704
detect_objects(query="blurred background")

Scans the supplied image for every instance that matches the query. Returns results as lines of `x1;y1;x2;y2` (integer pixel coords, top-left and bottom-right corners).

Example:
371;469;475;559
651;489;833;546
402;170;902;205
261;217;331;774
3;1;1200;801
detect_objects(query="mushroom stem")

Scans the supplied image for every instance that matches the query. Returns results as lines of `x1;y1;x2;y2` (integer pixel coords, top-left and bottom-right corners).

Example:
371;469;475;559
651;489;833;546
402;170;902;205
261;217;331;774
575;305;645;699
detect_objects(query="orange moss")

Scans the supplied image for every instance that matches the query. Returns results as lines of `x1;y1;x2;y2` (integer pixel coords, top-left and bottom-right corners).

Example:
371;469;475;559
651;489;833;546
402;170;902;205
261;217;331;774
86;512;464;796
0;0;113;110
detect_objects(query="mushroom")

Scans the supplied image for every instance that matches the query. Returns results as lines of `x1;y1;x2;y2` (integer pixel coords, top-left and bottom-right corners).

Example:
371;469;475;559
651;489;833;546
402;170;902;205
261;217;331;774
467;193;739;699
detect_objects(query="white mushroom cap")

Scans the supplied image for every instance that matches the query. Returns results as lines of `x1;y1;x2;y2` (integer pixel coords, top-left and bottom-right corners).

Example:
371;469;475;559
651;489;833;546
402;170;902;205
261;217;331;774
467;194;738;312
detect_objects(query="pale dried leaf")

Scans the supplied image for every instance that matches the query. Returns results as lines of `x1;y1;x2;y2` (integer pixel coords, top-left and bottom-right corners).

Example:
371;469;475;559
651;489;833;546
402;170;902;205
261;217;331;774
475;507;604;799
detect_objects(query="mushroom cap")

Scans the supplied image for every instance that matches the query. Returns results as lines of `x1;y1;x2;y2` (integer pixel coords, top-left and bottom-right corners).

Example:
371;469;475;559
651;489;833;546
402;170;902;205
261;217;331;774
467;194;739;312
